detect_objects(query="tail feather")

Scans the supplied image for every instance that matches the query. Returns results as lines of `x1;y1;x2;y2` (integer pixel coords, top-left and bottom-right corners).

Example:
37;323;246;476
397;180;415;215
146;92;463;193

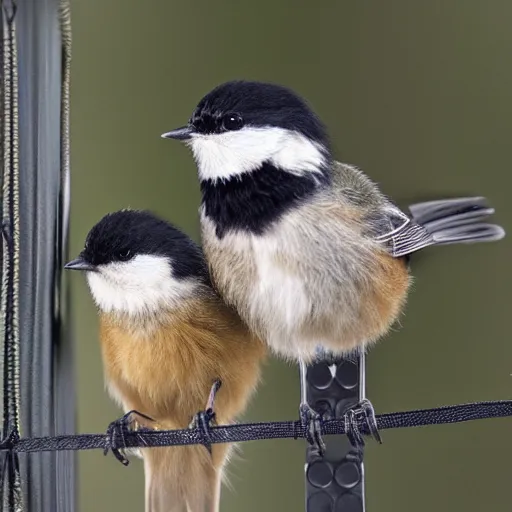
407;196;505;245
408;196;490;225
144;449;187;512
144;445;227;512
431;223;505;245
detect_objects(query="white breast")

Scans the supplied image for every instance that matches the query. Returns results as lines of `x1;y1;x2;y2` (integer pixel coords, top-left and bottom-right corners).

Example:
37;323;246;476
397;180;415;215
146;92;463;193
202;214;319;359
250;235;312;345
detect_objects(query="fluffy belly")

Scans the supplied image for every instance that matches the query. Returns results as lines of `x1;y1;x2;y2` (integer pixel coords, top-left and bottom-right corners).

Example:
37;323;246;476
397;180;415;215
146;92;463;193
250;255;318;360
247;255;409;362
201;215;410;363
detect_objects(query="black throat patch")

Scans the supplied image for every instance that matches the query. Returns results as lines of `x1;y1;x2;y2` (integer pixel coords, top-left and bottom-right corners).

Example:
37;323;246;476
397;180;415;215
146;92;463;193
200;161;330;238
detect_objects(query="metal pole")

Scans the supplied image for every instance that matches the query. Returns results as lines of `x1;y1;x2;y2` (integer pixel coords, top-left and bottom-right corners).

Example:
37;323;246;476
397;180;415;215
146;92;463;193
6;1;74;510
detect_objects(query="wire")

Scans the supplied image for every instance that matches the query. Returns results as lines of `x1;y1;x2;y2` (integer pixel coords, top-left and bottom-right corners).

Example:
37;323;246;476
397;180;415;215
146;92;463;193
0;399;507;460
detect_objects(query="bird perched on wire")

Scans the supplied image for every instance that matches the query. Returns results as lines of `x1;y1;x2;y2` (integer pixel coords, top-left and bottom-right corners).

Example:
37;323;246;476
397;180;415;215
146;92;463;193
65;209;266;512
161;79;505;454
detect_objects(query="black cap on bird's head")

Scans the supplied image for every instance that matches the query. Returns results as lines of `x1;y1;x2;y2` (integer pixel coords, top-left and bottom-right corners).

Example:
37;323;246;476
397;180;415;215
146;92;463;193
64;210;209;314
162;80;329;146
65;210;206;278
161;81;332;184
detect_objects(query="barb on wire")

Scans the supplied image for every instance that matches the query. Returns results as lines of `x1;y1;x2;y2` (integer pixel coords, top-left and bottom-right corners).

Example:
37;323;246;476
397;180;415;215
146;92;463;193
0;399;505;458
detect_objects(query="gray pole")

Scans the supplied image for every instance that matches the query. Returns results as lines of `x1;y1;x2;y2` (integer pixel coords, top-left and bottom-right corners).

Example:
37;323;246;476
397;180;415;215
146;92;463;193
0;1;75;511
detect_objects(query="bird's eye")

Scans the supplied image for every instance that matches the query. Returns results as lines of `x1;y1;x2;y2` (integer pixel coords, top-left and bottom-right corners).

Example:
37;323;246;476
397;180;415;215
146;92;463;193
222;113;244;131
117;249;133;262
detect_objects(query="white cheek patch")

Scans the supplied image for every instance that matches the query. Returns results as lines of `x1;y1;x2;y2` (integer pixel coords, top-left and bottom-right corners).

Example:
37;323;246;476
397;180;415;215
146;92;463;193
86;254;197;315
188;126;327;182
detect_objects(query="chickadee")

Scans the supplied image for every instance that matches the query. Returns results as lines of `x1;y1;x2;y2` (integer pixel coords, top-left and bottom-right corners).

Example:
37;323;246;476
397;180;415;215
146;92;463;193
161;80;505;452
65;209;266;512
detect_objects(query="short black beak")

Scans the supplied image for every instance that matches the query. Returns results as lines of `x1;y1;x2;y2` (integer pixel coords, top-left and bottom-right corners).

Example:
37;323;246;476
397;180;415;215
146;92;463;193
161;126;194;141
64;257;97;272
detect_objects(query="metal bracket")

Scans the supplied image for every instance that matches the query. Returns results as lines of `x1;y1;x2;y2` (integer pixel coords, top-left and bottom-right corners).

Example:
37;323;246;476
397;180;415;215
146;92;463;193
302;352;366;511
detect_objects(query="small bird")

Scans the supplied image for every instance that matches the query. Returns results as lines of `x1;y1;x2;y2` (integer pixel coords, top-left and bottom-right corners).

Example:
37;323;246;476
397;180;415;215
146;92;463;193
161;80;505;451
65;209;266;512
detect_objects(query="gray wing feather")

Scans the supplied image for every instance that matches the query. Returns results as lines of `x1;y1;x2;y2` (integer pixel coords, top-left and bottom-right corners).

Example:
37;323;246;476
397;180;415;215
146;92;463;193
331;162;505;258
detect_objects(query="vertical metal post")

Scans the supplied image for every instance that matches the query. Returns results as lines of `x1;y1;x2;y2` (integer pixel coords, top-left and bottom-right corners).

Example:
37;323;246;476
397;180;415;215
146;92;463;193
6;1;74;511
303;353;366;512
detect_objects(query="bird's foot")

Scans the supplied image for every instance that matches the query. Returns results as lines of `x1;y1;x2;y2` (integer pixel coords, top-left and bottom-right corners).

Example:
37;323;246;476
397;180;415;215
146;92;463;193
104;410;158;466
344;399;382;448
300;402;326;458
188;379;222;454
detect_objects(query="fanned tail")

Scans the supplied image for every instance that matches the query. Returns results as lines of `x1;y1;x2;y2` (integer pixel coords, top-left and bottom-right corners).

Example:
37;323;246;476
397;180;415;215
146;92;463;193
385;196;505;258
407;196;505;246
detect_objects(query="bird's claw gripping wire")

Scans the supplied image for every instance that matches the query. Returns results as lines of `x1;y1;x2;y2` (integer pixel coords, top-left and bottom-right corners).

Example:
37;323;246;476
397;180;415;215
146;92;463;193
189;379;222;455
104;410;157;466
299;402;326;457
344;399;382;448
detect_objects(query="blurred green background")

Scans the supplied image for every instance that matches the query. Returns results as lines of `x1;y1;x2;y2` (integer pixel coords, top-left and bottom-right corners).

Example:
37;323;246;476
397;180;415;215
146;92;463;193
69;1;511;511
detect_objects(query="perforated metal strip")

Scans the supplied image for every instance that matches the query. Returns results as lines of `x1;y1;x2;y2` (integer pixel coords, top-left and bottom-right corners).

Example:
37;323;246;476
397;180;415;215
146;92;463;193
303;354;365;512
